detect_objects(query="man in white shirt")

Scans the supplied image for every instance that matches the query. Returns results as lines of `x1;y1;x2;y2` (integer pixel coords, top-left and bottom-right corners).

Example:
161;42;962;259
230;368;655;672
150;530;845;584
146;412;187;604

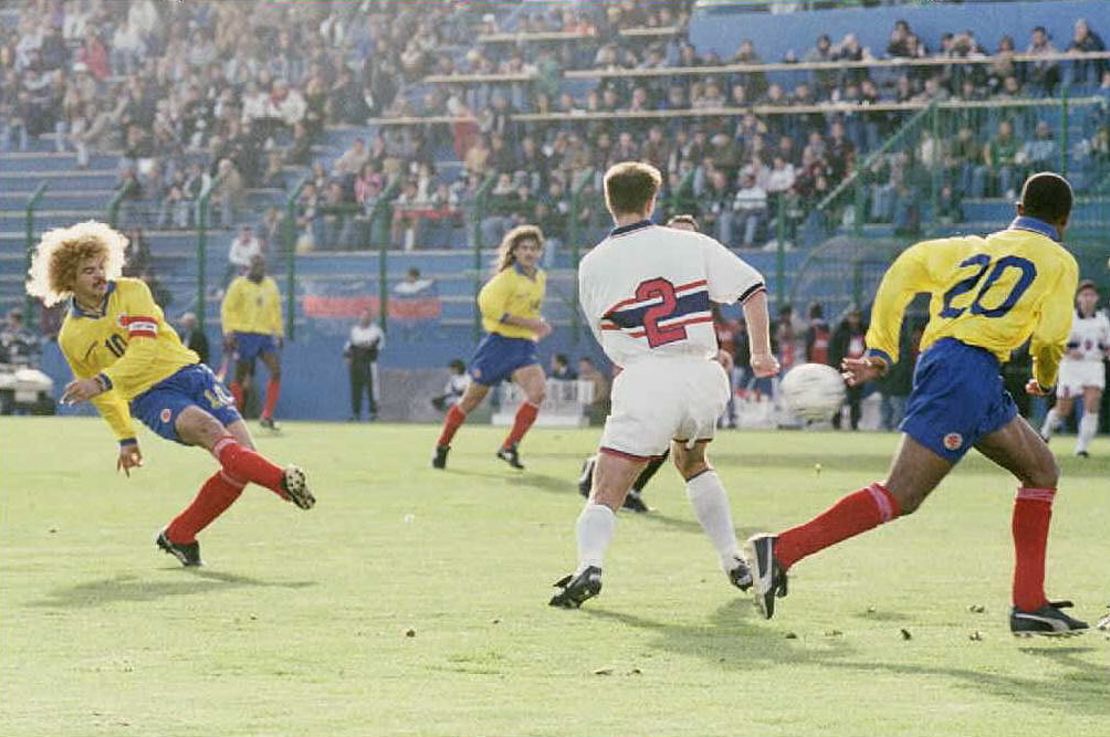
344;309;385;421
732;173;769;249
225;225;262;286
550;161;779;608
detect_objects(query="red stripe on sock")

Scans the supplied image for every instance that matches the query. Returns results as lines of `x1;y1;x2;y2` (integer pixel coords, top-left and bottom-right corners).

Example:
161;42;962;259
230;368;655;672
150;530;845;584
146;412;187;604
775;483;900;569
165;471;245;543
503;401;539;448
437;404;467;447
1012;487;1054;611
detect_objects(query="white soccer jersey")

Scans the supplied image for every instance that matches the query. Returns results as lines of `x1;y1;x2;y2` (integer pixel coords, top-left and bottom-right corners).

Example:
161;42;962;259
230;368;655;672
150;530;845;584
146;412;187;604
1064;310;1110;363
578;220;765;367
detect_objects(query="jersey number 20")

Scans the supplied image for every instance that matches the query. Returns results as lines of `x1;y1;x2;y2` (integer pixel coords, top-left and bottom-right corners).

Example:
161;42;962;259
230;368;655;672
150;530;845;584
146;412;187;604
940;255;1037;319
636;278;687;348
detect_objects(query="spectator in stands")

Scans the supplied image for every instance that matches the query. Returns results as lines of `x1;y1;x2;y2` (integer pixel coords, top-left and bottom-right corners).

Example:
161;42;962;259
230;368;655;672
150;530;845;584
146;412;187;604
322;180;354;250
804;34;838;99
551;354;577;381
344;309;385;422
431;360;470;412
226;225;262;286
1026;25;1061;95
122;227;151;277
830;305;866;431
936;184;964;225
698;168;734;246
212;158;245;228
804;303;830;365
731;173;768;249
393;268;435;299
976;119;1019;198
335;138;370;178
1068;18;1106;86
577;357;610;426
0;308;42;368
1017;120;1059;174
178;311;210;366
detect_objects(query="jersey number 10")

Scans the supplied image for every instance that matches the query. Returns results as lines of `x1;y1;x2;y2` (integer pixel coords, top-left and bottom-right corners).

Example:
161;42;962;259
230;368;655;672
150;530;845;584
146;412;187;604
940;255;1037;319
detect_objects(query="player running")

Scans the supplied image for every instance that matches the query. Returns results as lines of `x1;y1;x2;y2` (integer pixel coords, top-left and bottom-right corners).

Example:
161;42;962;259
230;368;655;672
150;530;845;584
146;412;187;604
550;162;779;608
221;254;284;430
27;221;314;567
432;225;550;470
1039;279;1108;457
747;173;1089;636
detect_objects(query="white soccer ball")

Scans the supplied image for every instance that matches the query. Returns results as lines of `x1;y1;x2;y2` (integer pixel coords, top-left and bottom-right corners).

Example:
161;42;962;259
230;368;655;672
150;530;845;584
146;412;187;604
780;363;847;421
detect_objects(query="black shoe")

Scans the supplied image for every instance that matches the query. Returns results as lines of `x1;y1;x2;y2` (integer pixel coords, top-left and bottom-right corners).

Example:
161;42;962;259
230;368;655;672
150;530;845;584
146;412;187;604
260;416;280;431
549;566;602;608
727;555;753;591
1010;600;1089;637
432;444;449;469
622;489;652;513
1097;608;1109;631
1076;450;1090;458
747;534;789;619
496;443;524;470
281;465;315;509
578;455;596;498
156;530;203;567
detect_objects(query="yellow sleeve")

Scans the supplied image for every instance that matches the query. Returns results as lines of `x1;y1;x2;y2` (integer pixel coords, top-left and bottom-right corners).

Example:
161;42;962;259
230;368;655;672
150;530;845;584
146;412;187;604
1030;255;1079;389
100;281;165;398
477;271;511;324
60;331;137;443
221;279;243;334
864;239;961;366
267;279;283;337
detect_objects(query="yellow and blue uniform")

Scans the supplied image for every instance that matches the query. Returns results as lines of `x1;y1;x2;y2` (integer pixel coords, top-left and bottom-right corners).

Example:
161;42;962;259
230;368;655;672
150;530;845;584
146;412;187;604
221;275;283;362
59;278;240;445
469;264;546;386
864;216;1078;460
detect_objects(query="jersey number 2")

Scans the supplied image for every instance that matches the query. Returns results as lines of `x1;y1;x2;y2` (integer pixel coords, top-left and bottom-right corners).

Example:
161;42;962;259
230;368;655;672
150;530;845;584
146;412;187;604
636;278;686;348
939;255;1037;319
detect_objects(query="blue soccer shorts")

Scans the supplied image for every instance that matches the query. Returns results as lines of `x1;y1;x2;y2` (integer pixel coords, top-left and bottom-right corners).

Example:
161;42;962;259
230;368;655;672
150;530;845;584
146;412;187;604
468;333;539;386
900;337;1017;462
234;332;281;363
131;364;242;444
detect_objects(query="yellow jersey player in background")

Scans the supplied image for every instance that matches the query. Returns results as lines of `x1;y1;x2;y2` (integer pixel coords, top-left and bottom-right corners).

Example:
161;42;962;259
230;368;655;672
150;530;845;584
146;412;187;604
432;225;550;471
27;221;314;567
221;254;284;430
747;173;1090;636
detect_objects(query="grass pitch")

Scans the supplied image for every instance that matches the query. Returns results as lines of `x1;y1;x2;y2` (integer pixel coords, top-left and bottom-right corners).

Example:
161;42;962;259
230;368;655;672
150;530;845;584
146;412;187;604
1;418;1107;737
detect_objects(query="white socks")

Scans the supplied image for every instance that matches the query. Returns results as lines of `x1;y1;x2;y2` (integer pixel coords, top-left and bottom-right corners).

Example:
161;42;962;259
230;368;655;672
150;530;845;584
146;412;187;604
1077;413;1099;454
1040;408;1061;440
575;503;615;573
685;470;741;571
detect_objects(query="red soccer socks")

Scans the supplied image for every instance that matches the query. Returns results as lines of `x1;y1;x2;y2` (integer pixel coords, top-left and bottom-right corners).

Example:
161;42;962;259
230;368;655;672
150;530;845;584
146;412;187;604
262;378;281;420
164;471;246;543
1012;487;1055;612
775;483;901;570
437;404;467;448
503;401;539;449
211;436;285;496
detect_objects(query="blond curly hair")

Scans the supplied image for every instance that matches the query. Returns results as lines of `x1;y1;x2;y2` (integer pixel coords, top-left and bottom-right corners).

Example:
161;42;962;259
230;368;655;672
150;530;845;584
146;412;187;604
494;224;544;274
26;221;128;307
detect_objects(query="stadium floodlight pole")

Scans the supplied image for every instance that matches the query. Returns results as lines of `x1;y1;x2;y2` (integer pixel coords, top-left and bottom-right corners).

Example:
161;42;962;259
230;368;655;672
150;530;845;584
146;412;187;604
24;182;47;320
374;180;401;334
195;171;225;335
283;176;309;342
106;177;136;230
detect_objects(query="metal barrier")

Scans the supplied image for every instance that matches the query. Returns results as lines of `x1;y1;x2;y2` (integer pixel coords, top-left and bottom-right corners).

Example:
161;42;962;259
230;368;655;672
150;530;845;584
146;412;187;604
23;182;47;318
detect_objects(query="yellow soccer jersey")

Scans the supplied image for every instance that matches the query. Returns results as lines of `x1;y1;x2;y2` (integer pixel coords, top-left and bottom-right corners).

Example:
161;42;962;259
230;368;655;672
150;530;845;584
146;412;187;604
865;217;1078;389
58;278;200;441
221;275;283;336
477;265;546;340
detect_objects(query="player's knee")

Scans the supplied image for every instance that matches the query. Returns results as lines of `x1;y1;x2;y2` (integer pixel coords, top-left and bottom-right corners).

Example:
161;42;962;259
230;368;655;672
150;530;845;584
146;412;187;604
886;484;927;516
527;386;546;405
1023;457;1059;490
671;448;707;479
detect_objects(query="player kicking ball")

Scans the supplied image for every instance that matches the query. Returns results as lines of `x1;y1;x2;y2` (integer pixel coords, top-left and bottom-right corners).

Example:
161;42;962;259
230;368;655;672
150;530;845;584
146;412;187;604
1039;279;1108;457
550;163;779;608
747;173;1089;636
432;225;550;471
27;221;314;567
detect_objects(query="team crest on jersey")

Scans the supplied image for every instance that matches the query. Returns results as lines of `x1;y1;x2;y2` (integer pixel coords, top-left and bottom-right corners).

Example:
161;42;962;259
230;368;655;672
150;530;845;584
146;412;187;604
160;408;172;423
943;433;963;451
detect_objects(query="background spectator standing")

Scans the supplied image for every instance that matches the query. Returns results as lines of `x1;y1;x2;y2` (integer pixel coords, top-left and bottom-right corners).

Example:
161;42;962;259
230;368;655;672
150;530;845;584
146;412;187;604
0;308;42;368
226;224;262;286
830;305;867;430
344;309;385;421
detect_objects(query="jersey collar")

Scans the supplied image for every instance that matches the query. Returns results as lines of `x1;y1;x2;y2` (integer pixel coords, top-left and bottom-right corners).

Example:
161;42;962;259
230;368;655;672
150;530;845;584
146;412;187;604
69;281;116;318
513;262;539;280
609;219;654;238
1008;216;1060;242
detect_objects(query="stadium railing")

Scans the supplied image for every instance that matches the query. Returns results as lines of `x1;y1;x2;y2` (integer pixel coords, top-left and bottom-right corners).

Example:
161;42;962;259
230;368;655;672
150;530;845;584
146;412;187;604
21;182;48;320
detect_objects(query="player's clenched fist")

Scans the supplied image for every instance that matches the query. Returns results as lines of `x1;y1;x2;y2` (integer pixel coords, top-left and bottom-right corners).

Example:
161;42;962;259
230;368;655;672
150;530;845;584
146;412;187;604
117;442;143;477
750;352;780;378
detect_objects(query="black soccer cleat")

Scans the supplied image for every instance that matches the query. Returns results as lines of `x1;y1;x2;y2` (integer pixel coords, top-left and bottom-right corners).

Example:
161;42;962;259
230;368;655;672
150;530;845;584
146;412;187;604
727;555;753;591
432;444;450;469
1076;450;1090;458
496;443;525;470
260;416;281;431
747;534;789;619
156;530;203;567
1010;600;1089;637
578;455;596;498
1096;607;1109;631
622;489;652;513
281;465;315;509
549;566;602;608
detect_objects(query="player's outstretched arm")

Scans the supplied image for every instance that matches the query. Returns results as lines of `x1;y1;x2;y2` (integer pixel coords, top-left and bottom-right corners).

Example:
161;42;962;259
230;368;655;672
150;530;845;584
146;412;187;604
1029;256;1078;391
741;289;779;377
59;331;140;446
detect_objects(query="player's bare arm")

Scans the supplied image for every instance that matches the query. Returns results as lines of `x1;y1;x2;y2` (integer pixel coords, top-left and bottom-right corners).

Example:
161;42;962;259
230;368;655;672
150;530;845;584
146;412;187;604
501;314;551;339
741;289;779;377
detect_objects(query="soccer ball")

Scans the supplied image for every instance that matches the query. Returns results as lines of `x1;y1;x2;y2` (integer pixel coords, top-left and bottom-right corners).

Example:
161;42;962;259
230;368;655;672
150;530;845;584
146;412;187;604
780;363;847;421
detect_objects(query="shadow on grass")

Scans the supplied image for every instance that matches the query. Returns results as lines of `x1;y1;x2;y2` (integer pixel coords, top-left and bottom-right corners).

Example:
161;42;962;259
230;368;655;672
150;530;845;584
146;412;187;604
30;570;315;609
585;601;1110;717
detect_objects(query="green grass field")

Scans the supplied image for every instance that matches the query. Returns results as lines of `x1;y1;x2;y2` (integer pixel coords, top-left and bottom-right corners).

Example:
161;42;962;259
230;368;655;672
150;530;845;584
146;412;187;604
1;418;1107;737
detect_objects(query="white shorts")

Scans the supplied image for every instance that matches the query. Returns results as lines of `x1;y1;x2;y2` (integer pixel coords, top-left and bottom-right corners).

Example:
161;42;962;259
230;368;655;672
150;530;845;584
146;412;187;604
1056;359;1105;398
600;357;730;458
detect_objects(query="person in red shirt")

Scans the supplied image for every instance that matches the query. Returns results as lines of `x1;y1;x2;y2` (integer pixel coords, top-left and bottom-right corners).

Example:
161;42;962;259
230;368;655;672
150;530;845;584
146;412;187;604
830;305;867;430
